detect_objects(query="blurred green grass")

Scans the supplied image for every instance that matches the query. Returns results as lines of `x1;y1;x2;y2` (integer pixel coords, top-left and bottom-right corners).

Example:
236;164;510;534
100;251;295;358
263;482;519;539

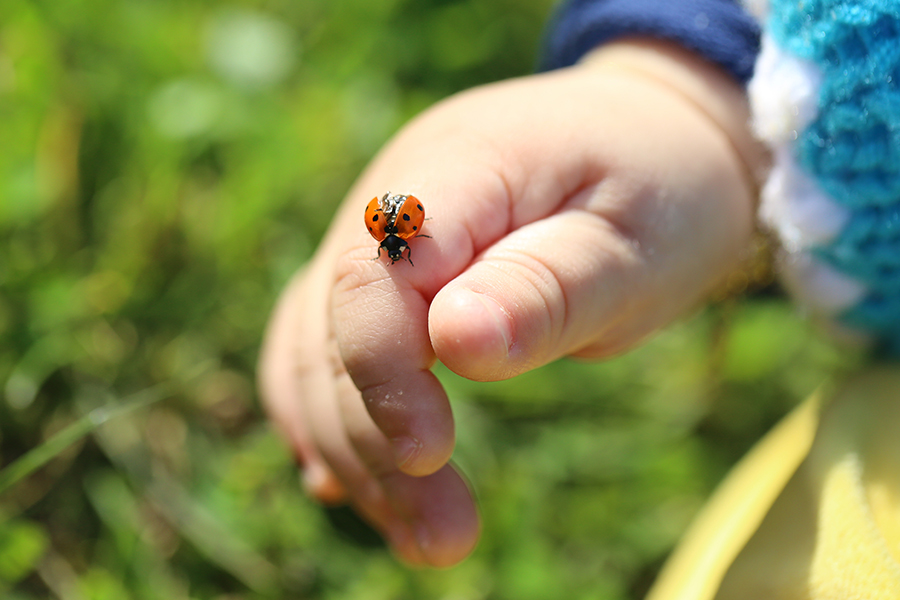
0;1;859;599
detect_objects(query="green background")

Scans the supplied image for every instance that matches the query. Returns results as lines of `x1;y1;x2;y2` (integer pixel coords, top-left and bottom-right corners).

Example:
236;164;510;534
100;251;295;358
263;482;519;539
0;1;856;598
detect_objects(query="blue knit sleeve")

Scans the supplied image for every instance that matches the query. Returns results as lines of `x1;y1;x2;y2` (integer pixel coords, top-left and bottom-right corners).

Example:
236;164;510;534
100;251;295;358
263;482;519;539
541;0;761;84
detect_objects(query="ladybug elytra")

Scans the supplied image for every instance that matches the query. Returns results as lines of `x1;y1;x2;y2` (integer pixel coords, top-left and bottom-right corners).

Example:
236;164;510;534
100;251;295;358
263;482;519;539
364;192;429;265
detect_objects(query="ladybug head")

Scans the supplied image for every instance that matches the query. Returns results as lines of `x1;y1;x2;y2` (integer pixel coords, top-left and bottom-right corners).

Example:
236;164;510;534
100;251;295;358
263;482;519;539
380;234;410;264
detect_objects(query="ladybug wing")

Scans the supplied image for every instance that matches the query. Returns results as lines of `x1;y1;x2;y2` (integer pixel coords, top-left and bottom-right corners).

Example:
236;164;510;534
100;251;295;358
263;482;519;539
392;195;426;240
365;197;388;241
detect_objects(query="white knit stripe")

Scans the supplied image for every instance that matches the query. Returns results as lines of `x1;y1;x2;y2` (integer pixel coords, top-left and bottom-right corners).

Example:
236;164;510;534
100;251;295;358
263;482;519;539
749;34;822;144
759;147;851;252
749;32;869;317
778;250;868;315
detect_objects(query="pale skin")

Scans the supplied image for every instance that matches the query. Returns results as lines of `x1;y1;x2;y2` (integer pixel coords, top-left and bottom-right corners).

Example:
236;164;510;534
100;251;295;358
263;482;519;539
258;39;768;567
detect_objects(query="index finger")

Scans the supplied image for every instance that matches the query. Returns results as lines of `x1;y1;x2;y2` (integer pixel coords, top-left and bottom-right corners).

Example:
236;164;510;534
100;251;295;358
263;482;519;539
331;162;515;476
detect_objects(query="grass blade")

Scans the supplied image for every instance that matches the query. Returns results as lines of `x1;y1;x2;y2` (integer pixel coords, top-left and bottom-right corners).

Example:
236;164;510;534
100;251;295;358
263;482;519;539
0;384;172;495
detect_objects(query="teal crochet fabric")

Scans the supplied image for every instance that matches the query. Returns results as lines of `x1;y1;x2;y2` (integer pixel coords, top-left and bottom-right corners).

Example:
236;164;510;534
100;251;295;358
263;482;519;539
768;0;900;352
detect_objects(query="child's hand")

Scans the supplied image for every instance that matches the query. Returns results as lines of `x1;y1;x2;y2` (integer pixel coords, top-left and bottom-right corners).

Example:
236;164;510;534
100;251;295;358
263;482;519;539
258;40;765;567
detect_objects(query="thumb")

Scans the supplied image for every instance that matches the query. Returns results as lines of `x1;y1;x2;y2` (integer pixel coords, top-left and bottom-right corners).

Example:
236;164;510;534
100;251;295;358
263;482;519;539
429;153;754;382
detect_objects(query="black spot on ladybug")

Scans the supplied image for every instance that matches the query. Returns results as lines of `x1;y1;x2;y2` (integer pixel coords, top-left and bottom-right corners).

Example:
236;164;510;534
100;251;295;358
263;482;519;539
417;204;423;211
372;214;380;222
412;225;418;231
402;213;410;221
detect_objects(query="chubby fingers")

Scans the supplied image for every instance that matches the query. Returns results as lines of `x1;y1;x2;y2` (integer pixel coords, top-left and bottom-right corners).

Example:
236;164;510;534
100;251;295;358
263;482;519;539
258;268;347;502
330;48;759;467
429;115;756;381
259;259;479;566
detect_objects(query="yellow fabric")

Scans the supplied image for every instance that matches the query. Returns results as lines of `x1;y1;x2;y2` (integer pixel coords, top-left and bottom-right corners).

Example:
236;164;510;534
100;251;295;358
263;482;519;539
647;367;900;600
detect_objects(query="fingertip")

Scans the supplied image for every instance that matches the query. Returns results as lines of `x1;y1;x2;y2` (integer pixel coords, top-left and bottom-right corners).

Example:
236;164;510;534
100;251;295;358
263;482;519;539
391;431;451;477
430;286;514;381
414;504;480;568
391;435;425;473
385;465;481;568
302;461;348;504
417;470;480;568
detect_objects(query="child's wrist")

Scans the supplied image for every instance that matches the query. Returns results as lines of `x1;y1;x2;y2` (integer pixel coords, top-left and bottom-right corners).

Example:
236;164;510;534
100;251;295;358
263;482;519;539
579;38;773;300
580;39;769;199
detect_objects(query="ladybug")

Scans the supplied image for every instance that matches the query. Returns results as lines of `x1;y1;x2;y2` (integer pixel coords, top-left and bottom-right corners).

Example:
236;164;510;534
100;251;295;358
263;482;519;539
364;192;429;266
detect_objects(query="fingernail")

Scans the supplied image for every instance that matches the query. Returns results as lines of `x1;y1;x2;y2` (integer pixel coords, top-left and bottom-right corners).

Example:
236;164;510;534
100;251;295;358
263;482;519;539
472;291;513;354
301;461;329;494
450;288;513;358
391;436;422;469
301;462;347;504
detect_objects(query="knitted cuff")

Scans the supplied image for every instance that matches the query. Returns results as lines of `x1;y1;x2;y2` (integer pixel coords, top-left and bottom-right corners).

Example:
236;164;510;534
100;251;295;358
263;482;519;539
541;0;760;84
749;0;900;351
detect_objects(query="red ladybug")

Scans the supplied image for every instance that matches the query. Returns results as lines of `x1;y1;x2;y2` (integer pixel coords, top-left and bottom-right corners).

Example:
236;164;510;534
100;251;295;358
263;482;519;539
364;192;429;265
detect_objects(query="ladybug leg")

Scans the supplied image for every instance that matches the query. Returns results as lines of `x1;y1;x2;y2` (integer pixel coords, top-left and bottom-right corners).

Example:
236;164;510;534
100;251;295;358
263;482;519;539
405;246;414;267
